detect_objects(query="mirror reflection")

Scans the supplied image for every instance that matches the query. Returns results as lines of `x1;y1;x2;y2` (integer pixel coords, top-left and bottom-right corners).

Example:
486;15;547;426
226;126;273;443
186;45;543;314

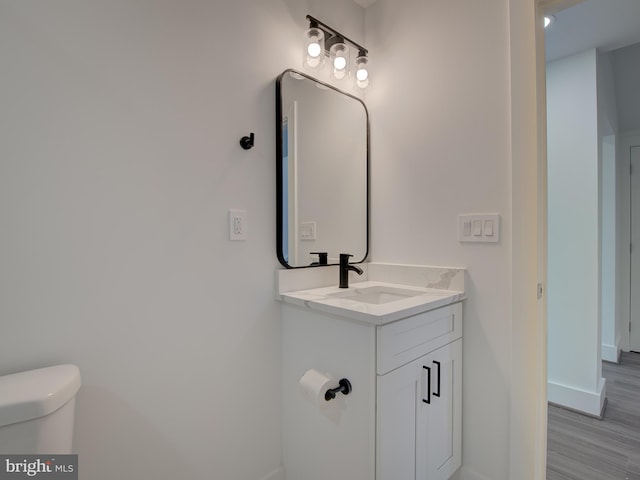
276;69;369;268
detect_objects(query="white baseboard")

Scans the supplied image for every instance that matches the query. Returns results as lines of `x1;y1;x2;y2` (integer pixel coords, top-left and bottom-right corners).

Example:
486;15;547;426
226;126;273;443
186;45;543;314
602;343;620;363
548;377;606;417
259;466;285;480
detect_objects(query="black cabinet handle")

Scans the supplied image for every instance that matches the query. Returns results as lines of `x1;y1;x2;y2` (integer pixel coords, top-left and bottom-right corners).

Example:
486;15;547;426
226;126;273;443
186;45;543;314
422;365;431;404
433;361;441;398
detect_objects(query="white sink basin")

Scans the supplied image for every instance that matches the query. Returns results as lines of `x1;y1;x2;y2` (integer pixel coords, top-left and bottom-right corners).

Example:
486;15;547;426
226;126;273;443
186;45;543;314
327;285;425;305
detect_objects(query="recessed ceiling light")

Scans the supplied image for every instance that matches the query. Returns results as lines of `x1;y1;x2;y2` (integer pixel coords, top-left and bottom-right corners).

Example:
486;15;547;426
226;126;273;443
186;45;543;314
544;15;555;28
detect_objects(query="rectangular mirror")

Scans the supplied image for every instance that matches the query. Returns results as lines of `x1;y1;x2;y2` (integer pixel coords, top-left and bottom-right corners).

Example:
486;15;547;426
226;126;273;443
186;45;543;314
276;69;369;268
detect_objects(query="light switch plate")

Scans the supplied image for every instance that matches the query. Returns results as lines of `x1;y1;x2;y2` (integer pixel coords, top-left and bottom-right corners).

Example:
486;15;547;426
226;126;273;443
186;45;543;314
299;221;317;241
458;214;500;243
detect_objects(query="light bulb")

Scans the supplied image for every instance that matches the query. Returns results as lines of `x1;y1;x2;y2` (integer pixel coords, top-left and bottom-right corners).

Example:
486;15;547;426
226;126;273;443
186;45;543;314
308;42;321;58
329;41;349;81
303;27;325;71
355;54;369;89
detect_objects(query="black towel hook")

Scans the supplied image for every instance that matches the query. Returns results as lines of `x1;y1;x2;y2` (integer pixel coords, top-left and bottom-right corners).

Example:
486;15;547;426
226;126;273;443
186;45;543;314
240;132;255;150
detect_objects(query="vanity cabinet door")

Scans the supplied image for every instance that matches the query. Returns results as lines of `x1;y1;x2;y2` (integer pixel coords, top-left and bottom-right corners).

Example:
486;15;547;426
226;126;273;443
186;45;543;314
377;339;462;480
422;339;462;480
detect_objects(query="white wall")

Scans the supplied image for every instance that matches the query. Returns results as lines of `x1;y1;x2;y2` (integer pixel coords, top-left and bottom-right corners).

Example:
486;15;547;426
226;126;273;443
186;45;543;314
612;42;640;134
0;1;547;479
597;51;619;362
618;130;640;352
366;1;515;478
601;135;617;360
613;43;640;353
546;49;605;416
508;2;547;477
0;1;363;479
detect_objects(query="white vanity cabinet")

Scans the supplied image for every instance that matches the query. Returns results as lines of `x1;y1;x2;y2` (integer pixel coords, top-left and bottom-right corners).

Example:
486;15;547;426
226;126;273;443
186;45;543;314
377;339;462;480
281;298;462;480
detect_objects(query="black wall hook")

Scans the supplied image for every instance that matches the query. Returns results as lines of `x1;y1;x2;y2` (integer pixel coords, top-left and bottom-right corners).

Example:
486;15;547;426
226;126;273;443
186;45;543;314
240;132;255;150
324;378;352;401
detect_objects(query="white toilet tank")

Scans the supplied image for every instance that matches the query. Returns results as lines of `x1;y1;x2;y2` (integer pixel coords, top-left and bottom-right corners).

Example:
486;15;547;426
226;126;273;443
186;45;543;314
0;364;81;454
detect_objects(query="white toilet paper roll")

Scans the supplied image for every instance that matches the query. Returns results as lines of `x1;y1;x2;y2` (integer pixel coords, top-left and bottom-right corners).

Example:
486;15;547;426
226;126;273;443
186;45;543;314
299;369;334;405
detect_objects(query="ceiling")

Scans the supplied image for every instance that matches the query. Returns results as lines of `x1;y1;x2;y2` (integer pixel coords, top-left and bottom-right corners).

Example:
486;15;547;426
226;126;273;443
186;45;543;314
352;0;640;62
353;0;376;7
545;0;640;62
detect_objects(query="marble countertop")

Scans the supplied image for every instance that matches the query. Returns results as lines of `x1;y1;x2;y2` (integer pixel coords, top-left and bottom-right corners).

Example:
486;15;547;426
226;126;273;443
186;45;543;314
280;280;465;325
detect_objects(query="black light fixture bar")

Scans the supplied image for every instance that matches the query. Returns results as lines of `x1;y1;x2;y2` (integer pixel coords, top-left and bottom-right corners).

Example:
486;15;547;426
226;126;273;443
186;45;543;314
306;15;368;56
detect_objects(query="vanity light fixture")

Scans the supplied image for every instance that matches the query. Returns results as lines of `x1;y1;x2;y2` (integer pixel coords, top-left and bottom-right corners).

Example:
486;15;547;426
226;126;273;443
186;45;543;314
544;15;555;28
303;15;370;88
354;53;369;89
303;25;325;71
328;38;349;80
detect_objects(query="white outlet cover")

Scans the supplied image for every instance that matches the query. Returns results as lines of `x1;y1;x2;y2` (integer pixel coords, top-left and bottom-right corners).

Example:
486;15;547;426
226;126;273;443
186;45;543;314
229;209;247;241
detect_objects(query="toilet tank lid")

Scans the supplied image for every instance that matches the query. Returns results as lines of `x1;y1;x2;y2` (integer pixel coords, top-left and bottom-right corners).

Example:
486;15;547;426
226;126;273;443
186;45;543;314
0;364;81;428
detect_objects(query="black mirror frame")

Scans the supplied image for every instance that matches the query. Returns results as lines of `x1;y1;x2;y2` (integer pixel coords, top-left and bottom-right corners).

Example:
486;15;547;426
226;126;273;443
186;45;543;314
276;69;370;269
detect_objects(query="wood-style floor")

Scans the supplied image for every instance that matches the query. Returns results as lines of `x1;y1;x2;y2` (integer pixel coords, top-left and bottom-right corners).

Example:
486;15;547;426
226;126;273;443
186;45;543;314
547;352;640;480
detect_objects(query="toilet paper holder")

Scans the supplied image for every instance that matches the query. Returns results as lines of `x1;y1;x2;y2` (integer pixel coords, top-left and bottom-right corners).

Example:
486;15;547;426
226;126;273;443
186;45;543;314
324;378;352;401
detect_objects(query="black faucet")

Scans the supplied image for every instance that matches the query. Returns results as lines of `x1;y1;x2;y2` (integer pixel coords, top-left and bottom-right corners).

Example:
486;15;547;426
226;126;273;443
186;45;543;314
339;253;364;288
310;252;328;266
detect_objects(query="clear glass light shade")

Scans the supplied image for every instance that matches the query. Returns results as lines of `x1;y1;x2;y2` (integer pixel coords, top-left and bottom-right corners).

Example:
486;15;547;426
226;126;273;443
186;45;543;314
329;42;349;80
355;55;369;89
303;27;325;71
